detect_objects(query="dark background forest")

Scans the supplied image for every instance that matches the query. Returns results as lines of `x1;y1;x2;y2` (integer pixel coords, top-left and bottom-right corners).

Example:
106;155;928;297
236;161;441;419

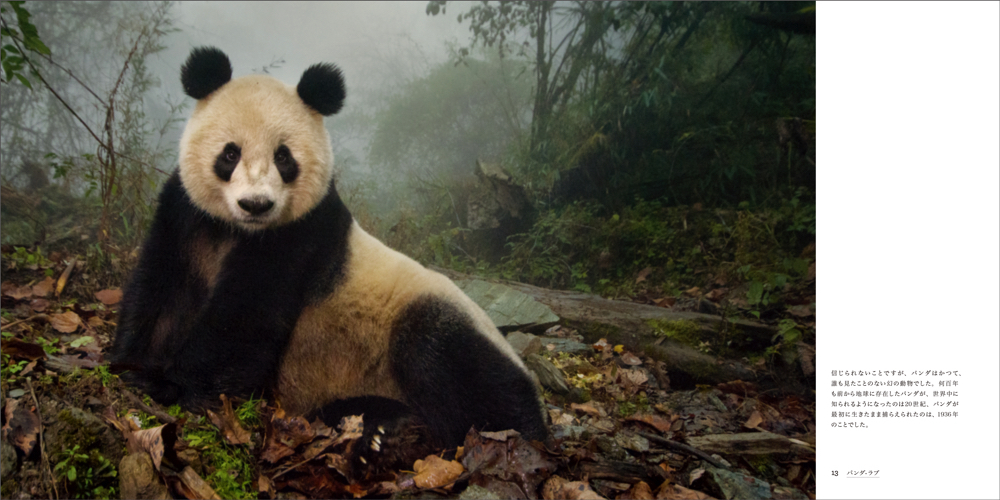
1;1;816;304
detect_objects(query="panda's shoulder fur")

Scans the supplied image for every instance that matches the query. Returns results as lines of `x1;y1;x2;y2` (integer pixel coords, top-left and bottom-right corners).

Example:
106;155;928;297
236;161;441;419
277;222;529;416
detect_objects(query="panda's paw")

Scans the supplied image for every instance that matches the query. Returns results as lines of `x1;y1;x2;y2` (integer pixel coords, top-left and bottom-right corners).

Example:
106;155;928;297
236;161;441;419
352;415;431;475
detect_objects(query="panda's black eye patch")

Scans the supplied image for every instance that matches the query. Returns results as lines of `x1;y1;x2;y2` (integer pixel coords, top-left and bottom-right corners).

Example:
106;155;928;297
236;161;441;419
214;142;241;182
274;144;299;184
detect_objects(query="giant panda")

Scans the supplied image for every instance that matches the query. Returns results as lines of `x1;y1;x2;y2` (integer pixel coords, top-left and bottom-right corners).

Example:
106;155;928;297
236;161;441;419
110;47;547;456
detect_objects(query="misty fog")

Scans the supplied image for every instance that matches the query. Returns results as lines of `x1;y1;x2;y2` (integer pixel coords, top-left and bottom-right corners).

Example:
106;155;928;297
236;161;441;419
1;1;819;290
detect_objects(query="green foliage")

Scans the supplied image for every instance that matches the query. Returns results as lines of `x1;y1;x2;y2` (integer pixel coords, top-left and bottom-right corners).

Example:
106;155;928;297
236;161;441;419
93;364;114;387
53;445;118;500
1;353;28;383
133;410;159;429
4;246;54;270
617;400;637;417
771;318;804;365
437;1;814;207
0;1;51;88
1;2;178;266
182;421;256;499
35;335;59;355
167;404;184;419
234;396;263;428
69;335;94;349
498;199;714;294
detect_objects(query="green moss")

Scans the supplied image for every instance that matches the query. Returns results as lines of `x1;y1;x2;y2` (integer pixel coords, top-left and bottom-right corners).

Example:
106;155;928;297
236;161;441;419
182;421;256;499
56;409;104;452
746;455;772;477
648;319;703;346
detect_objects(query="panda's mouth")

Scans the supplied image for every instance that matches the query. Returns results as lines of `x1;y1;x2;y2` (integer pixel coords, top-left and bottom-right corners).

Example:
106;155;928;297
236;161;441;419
232;213;274;230
240;216;270;226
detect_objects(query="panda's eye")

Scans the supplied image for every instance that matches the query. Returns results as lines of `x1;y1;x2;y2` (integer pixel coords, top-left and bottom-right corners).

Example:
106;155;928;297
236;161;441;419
214;142;241;182
273;145;299;184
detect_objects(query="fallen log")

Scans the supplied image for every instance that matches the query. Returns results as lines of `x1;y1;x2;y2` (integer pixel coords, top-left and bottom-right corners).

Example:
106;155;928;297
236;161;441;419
432;267;804;392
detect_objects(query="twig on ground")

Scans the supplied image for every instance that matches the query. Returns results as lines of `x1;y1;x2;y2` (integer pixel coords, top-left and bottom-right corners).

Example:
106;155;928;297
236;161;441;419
637;432;730;470
0;314;49;331
123;390;177;424
26;378;60;499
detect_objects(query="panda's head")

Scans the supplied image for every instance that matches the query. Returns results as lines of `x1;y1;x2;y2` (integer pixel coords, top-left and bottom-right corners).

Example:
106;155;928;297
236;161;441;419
178;47;345;231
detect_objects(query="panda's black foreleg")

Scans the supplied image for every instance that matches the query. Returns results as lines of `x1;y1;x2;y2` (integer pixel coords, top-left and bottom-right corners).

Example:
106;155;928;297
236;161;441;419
389;297;549;448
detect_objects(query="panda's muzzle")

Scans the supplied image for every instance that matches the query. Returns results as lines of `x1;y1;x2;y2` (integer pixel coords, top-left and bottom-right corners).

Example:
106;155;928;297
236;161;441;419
237;196;275;215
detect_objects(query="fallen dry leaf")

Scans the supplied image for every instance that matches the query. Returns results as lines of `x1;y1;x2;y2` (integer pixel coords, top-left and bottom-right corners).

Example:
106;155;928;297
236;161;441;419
300;436;336;462
6;402;41;455
654;482;715;500
744;411;764;430
704;288;727;303
542;476;569;500
323;453;352;479
50;311;81;333
684;286;701;297
462;430;554;495
542;477;605;500
95;288;123;306
592;338;611;352
626;414;673;433
29;298;50;312
131;423;178;470
1;338;48;361
31;277;55;297
261;413;315;463
279;462;357;498
336;414;363;437
412;455;464;489
653;297;677;308
45;353;99;372
480;429;521;442
618;368;649;389
18;360;37;375
5;284;33;300
257;474;276;498
635;267;653;284
549;409;575;426
206;395;251;445
569;402;602;417
620;352;643;366
619;480;654;500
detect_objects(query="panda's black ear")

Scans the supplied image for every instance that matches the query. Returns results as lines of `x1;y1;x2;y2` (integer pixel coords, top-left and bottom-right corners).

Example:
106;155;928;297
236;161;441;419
297;63;346;116
181;47;232;99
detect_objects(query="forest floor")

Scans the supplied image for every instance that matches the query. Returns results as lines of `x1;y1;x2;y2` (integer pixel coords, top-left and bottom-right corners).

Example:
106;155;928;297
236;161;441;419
1;247;815;500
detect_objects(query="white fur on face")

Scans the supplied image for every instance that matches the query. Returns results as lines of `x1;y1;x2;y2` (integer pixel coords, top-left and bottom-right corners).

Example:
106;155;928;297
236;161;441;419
178;75;334;231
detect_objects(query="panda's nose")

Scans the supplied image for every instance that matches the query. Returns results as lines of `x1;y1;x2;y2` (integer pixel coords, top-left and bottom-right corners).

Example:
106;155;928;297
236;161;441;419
238;196;274;215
